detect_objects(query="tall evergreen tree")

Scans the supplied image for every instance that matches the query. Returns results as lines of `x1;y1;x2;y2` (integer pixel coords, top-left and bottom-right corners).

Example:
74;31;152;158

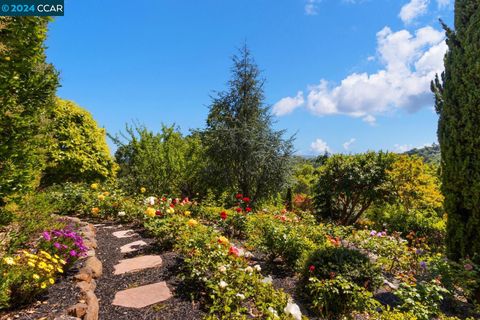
431;1;480;262
202;46;294;204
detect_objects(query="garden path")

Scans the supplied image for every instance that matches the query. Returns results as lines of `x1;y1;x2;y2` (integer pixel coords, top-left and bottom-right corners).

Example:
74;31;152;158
93;223;204;319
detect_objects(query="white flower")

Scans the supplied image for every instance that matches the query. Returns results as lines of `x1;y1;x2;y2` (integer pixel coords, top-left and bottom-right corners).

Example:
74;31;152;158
262;275;273;284
236;293;245;300
218;265;227;273
144;196;156;206
253;264;261;272
244;251;254;258
237;248;245;257
244;266;253;273
284;302;302;320
219;280;228;289
267;307;279;318
117;211;126;217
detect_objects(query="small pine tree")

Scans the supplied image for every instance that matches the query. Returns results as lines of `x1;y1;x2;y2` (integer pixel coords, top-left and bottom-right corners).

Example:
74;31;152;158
432;1;480;262
202;46;294;204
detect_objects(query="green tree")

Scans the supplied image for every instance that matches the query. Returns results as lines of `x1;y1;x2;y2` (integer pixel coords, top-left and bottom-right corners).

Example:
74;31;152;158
431;1;480;262
314;152;394;225
0;17;59;205
202;46;294;204
112;124;205;197
41;99;117;186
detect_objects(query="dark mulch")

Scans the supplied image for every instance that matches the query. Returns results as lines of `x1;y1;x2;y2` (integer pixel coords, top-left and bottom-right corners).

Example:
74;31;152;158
94;222;205;320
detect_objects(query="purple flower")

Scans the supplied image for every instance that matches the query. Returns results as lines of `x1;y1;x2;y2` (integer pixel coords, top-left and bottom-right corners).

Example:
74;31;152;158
370;230;377;236
69;250;77;257
54;242;61;249
415;248;424;255
420;261;427;270
42;231;51;241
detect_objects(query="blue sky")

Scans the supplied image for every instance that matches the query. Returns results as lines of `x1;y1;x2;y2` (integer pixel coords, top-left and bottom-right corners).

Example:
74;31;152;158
46;0;454;155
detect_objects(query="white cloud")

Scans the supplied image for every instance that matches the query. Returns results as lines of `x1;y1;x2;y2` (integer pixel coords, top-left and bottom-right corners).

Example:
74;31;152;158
274;25;447;123
362;115;376;125
436;0;450;8
305;0;320;15
310;138;331;154
399;0;430;24
393;144;413;153
343;138;356;150
272;91;304;116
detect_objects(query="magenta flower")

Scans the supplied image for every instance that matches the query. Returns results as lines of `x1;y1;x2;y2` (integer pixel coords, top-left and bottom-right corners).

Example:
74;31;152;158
54;242;61;249
42;231;51;241
69;250;77;257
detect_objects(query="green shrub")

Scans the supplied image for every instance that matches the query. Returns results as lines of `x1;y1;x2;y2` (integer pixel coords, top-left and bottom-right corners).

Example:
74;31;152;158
394;280;449;320
306;275;380;319
303;247;383;291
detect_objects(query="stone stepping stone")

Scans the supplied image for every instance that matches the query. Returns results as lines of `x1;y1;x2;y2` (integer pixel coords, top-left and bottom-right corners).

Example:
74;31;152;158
112;281;172;308
120;240;148;253
113;255;163;275
112;230;137;239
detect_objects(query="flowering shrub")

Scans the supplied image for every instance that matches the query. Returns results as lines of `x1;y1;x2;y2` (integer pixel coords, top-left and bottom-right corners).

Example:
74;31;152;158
39;227;88;265
145;212;302;319
0;250;67;309
247;214;321;270
346;229;414;274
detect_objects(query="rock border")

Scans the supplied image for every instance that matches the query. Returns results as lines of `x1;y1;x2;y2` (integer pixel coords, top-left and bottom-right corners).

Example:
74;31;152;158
60;217;102;320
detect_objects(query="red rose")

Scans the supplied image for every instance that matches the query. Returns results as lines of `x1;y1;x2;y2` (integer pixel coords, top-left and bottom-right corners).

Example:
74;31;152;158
235;193;243;199
246;207;252;212
236;207;242;213
229;246;239;256
309;265;315;272
155;210;162;216
220;211;228;220
242;197;250;203
170;204;175;208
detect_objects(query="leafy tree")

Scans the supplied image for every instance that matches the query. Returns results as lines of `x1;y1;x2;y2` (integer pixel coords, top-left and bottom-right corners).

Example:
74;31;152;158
404;144;441;165
112;124;205;197
292;160;318;196
41;99;117;186
431;1;480;262
0;17;59;205
314;152;394;225
202;46;294;204
387;155;444;212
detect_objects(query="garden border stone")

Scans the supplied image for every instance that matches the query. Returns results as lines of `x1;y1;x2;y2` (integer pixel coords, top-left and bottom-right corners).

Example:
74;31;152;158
59;217;102;320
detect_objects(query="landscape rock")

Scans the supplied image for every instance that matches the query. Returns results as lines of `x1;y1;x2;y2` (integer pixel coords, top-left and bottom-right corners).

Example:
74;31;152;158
112;281;172;308
67;303;88;318
85;257;102;278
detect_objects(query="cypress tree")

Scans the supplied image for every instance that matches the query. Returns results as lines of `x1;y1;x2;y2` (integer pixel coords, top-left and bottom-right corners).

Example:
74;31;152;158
431;1;480;262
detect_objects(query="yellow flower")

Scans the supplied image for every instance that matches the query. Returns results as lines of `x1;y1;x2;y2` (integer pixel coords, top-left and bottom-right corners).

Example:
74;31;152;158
166;207;175;214
59;259;67;265
98;194;105;201
32;274;40;281
91;207;100;215
28;261;35;267
140;187;146;193
217;236;229;246
2;257;15;265
145;207;156;217
38;262;47;269
49;278;55;285
187;219;198;227
51;258;58;264
103;191;110;196
184;211;191;217
5;56;11;61
40;282;47;289
57;267;64;273
39;251;51;259
90;183;99;190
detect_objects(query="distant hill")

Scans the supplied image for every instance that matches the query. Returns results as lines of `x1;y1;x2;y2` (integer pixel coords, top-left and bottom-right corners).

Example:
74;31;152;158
405;144;440;165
